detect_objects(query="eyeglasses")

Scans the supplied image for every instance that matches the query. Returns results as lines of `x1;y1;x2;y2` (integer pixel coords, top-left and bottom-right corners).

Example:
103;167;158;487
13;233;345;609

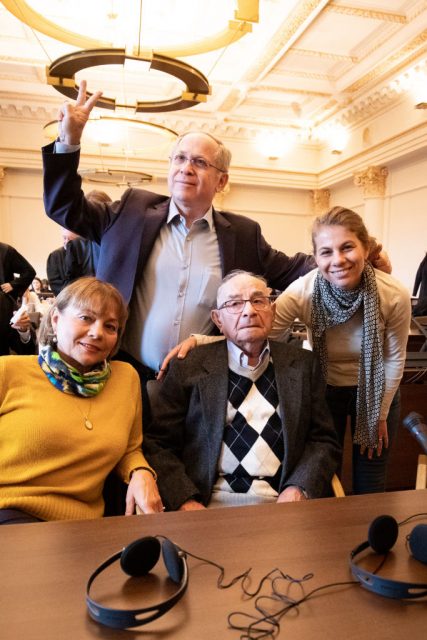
170;153;226;173
217;296;274;314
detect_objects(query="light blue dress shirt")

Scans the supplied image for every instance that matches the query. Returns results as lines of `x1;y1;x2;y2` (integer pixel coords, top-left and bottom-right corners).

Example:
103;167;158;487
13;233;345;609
121;199;222;371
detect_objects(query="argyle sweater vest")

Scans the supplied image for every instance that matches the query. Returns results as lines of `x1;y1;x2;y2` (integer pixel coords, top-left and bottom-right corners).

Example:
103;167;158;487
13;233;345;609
215;362;284;496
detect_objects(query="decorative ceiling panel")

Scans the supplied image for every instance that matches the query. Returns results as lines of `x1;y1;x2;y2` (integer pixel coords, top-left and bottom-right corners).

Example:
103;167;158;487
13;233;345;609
0;0;425;177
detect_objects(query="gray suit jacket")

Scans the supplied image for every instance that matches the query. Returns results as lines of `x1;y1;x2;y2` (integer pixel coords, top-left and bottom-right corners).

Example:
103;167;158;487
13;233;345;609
145;341;340;510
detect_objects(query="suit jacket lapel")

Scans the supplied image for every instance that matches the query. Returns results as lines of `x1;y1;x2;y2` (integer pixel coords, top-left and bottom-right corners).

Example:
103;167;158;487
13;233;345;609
213;209;236;276
134;199;170;286
196;342;229;487
139;199;170;261
270;343;303;474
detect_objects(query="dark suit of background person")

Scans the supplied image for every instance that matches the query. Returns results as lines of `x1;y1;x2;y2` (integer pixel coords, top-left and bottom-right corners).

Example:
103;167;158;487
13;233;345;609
62;191;110;286
144;340;340;511
46;228;80;296
0;242;35;356
64;237;99;283
413;253;427;298
46;246;66;296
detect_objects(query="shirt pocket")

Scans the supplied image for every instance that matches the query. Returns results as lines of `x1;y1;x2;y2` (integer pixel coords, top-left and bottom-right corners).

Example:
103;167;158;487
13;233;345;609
197;267;222;307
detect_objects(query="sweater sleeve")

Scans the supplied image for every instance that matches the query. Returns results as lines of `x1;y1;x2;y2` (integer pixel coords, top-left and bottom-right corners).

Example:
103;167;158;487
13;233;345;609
379;276;411;420
113;369;155;482
5;246;36;297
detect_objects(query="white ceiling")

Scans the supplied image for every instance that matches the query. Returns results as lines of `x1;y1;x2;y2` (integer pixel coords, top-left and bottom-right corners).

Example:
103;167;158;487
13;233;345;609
0;0;426;182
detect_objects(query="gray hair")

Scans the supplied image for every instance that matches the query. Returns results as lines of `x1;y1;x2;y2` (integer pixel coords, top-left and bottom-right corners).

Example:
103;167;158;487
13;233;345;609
216;270;269;306
171;131;232;173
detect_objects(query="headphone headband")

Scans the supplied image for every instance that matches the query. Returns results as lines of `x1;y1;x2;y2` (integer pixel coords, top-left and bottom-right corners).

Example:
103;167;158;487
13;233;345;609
350;516;427;600
86;536;188;629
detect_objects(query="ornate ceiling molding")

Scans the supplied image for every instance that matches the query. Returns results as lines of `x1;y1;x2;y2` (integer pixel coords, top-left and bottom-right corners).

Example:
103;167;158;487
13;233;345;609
318;121;427;189
273;69;333;80
0;103;58;121
327;3;407;23
252;84;330;98
290;48;357;63
346;30;427;94
340;87;400;124
242;0;330;83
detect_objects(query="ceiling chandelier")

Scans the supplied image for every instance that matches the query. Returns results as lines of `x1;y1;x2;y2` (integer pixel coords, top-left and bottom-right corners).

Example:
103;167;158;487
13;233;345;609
79;168;153;187
3;1;259;112
2;1;259;57
46;49;211;112
43;115;178;145
44;115;178;184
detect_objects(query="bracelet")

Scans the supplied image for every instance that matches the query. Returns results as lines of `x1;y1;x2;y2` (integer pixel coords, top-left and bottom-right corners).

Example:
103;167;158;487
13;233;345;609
129;466;157;481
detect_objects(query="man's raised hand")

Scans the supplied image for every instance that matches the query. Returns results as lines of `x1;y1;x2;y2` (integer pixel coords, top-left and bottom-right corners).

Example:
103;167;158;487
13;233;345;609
57;80;103;145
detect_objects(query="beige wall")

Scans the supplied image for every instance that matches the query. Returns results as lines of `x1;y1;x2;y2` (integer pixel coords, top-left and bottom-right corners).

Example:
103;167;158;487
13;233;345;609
328;150;427;292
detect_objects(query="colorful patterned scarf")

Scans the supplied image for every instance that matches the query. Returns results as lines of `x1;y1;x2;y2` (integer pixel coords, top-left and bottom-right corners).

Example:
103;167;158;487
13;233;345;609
38;345;111;397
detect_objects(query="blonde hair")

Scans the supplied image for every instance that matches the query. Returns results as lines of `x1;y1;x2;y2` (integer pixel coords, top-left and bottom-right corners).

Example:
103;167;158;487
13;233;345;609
39;277;128;357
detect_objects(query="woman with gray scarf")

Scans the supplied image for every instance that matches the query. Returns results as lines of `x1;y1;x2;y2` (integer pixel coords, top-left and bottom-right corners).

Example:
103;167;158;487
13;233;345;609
270;206;411;494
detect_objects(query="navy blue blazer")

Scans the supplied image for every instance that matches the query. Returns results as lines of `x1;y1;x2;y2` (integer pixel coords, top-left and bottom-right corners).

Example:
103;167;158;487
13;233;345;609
42;143;314;303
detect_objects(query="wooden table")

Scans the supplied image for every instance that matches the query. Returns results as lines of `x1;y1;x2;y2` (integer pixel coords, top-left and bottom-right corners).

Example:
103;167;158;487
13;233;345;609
1;491;426;640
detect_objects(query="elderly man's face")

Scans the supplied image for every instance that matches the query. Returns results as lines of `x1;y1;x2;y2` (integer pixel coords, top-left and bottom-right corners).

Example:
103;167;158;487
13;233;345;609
168;133;228;215
211;274;275;354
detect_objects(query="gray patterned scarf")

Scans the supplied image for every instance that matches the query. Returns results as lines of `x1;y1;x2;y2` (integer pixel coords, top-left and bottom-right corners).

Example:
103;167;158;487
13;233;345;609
311;262;384;448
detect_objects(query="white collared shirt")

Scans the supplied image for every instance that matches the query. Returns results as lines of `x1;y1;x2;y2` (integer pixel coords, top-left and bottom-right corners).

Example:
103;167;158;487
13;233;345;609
226;339;271;377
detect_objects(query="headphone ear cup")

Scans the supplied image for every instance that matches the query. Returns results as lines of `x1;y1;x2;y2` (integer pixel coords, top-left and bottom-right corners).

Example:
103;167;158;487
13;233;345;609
120;536;161;577
368;515;399;554
408;524;427;564
162;538;183;584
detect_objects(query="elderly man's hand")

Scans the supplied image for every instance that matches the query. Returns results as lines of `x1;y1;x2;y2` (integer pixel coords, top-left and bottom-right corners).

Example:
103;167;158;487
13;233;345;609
178;499;206;511
276;486;307;502
57;80;103;145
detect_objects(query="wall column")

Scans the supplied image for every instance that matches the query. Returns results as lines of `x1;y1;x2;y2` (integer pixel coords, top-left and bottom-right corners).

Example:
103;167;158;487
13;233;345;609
353;165;388;240
310;188;330;216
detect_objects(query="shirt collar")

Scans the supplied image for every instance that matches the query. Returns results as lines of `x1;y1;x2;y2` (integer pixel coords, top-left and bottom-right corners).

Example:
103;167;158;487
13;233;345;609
226;339;271;371
168;199;214;229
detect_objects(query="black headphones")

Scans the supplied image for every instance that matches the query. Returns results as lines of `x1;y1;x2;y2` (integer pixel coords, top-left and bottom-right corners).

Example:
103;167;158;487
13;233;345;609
86;535;188;629
350;514;427;599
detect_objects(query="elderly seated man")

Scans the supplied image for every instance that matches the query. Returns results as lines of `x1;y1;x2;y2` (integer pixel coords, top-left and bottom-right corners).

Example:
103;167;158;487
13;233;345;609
144;270;340;510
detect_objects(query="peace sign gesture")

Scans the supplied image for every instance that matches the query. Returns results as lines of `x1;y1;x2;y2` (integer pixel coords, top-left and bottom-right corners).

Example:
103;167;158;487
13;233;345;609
57;80;103;145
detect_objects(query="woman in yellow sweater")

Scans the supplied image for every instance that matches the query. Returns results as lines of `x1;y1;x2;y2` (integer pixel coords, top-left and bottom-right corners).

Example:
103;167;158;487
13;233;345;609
0;277;163;524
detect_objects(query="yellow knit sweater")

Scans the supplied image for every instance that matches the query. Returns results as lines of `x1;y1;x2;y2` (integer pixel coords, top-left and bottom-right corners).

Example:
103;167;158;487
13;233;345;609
0;356;152;521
